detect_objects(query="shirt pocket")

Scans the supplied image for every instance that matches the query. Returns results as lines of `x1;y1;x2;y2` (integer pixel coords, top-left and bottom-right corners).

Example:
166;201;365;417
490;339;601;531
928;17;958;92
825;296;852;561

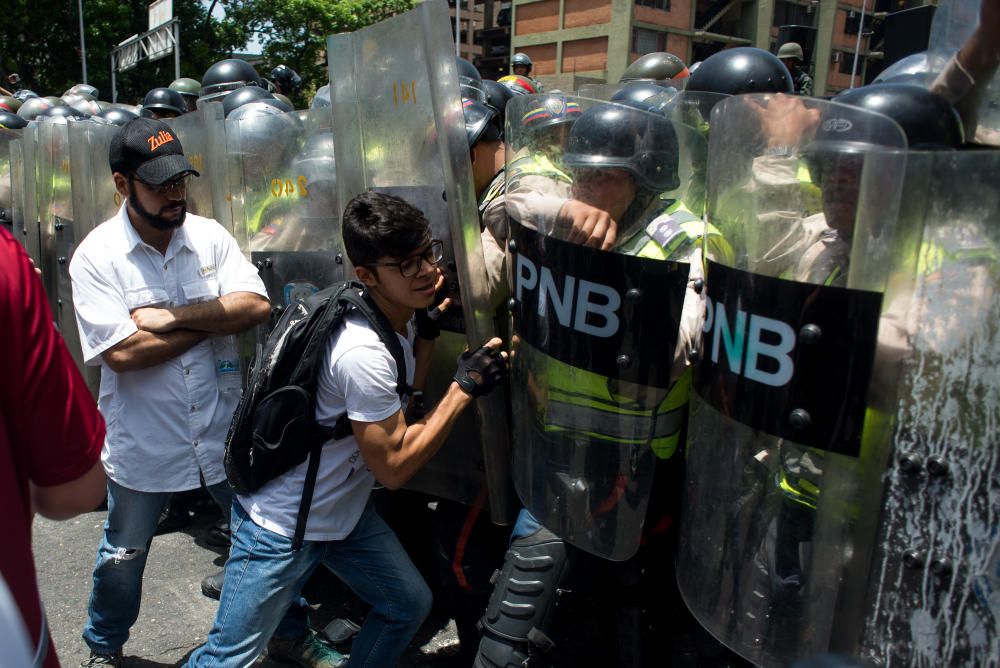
124;285;170;309
182;277;221;304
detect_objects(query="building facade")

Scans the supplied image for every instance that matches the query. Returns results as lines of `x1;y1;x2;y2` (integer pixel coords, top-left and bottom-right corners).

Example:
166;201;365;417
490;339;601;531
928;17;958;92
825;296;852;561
498;0;931;95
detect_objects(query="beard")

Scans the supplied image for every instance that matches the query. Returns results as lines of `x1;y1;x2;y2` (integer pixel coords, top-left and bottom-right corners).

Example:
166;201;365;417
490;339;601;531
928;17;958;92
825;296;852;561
128;183;187;230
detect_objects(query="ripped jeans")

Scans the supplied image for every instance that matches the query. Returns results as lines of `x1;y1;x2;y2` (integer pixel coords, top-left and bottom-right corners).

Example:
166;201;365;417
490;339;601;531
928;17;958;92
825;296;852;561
82;477;233;654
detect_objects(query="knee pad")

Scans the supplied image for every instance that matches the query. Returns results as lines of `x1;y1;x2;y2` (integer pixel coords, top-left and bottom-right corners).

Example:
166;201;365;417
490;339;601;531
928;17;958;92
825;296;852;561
475;527;570;667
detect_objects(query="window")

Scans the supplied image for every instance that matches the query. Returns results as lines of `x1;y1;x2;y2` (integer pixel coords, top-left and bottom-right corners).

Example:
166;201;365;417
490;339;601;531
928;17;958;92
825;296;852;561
632;28;667;55
773;1;813;27
839;51;866;75
635;0;671;11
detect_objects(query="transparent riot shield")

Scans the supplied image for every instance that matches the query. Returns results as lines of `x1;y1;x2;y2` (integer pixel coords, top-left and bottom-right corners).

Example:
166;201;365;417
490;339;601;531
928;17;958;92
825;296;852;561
505;95;696;561
856;149;1000;666
167;105;227;227
224;105;345;312
13;125;44;298
0;129;16;234
66;119;120;396
34;119;72;325
327;1;516;522
69;120;122;231
677;94;908;665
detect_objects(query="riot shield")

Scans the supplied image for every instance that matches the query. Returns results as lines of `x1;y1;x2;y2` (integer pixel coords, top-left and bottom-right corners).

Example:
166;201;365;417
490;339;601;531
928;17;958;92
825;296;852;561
34;119;72;326
505;95;696;561
223;104;345;313
13;125;43;295
0;129;17;234
167;105;227;227
67;119;121;396
856;149;1000;666
677;94;908;664
327;1;516;522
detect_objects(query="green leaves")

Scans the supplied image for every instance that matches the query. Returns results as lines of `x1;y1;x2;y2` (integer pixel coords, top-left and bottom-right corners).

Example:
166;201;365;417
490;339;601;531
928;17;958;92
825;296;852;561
0;0;413;107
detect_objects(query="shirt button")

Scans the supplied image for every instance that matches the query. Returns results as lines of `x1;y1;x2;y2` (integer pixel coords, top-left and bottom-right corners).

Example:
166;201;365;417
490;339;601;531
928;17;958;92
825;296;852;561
190;404;197;412
193;439;200;447
163;263;168;270
184;368;191;376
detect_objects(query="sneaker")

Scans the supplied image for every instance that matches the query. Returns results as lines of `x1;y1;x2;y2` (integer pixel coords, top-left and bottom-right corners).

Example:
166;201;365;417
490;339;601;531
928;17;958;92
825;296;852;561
200;569;225;600
80;649;123;667
268;630;348;668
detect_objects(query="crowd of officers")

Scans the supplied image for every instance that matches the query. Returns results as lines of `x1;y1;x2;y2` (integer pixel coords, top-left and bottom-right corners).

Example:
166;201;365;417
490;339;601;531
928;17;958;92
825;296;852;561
2;15;997;667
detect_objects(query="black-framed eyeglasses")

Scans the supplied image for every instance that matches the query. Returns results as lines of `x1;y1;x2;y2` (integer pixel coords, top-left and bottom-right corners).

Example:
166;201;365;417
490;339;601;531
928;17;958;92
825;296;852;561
132;174;191;196
368;240;444;278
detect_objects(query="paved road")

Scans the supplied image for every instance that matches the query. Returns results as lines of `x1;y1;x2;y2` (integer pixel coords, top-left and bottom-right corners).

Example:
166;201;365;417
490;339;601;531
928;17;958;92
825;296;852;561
33;507;462;667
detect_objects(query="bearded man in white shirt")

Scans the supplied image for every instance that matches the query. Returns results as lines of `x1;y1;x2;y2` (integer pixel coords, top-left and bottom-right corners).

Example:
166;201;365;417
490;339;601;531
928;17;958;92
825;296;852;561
70;117;271;668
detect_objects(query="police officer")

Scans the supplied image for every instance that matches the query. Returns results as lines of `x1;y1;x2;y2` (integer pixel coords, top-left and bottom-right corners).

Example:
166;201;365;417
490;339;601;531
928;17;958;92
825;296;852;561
476;101;728;667
141;87;187;120
510;53;543;92
619;51;690;84
169;78;201;113
199;58;264;103
777;42;814;96
269;64;302;98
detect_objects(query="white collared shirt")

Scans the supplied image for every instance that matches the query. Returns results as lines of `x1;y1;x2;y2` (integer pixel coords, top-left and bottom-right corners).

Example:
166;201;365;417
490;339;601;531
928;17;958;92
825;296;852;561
69;204;268;492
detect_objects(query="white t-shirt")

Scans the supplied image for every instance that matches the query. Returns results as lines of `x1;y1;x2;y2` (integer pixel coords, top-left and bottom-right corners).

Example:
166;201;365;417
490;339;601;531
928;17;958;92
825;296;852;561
237;310;414;541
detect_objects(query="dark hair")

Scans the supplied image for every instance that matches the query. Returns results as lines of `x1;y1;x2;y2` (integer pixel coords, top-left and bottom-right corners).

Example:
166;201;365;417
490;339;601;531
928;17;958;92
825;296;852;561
342;190;431;267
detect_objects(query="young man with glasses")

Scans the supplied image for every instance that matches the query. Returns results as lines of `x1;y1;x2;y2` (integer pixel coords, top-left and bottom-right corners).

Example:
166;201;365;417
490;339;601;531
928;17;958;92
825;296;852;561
69;117;273;667
187;190;508;668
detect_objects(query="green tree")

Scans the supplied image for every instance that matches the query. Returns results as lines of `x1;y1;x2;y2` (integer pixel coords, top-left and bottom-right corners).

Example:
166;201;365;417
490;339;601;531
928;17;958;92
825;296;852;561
224;0;416;106
0;0;246;103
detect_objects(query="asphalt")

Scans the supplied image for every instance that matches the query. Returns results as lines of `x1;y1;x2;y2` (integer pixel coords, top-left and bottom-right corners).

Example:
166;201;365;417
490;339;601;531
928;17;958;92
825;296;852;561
33;507;463;668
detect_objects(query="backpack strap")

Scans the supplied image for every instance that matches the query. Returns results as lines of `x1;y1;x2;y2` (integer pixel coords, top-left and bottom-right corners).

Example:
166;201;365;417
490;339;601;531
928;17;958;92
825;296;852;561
289;281;412;550
289;281;364;550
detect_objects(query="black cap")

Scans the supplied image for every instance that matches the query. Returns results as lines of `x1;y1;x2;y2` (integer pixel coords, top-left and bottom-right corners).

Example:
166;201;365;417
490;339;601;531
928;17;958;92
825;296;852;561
109;117;199;184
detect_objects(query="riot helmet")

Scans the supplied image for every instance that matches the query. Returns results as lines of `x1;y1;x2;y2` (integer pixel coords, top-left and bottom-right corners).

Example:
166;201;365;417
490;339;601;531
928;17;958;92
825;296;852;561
311;84;331;109
872;51;948;87
686;47;793;96
270;65;302;95
222;85;278;118
0;111;28;129
832;84;963;150
65;83;99;100
457;57;487;102
776;42;804;62
200;58;263;102
519;94;582;156
13;89;38;102
511;52;533;76
142;87;187;118
40;105;87;122
96;108;140;126
610;82;676;112
62;94;101;117
18;97;52;120
565;102;680;193
620;52;689;83
169;77;201;112
463;99;501;148
273;93;294;109
43;96;62;106
481;79;514;132
0;96;20;113
498;74;537;96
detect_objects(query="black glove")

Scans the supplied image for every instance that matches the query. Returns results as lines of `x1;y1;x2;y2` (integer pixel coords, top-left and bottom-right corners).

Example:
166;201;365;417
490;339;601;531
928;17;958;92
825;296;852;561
453;344;508;397
415;306;442;340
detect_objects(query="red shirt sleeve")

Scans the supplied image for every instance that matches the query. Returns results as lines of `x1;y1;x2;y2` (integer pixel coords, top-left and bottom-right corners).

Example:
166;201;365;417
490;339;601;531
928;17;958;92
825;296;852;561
4;229;105;486
0;226;105;668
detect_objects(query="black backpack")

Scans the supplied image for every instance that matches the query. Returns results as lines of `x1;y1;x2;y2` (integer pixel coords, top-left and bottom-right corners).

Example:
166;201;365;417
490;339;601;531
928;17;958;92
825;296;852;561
224;280;410;549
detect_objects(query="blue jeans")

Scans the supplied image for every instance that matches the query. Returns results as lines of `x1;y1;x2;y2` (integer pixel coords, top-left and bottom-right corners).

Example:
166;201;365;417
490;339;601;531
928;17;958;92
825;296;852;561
187;500;432;668
83;478;234;653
